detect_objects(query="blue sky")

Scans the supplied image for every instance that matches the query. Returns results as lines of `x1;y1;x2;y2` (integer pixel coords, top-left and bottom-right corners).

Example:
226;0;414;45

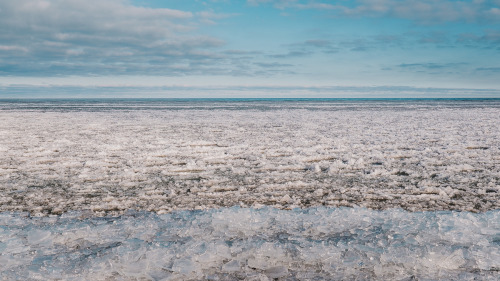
1;0;500;97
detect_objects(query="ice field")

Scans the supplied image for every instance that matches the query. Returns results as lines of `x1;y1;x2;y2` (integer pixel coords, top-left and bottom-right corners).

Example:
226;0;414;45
0;99;499;215
0;99;499;279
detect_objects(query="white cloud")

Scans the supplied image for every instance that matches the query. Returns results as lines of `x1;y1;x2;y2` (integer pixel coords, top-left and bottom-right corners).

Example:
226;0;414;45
197;10;237;25
0;0;226;76
488;7;500;15
247;0;500;23
0;45;29;52
247;0;276;6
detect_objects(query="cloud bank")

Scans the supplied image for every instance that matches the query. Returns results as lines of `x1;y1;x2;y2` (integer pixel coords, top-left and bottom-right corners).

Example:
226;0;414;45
0;0;224;76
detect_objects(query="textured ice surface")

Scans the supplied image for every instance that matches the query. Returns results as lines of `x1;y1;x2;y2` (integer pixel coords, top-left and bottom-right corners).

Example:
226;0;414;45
0;99;499;215
0;207;499;280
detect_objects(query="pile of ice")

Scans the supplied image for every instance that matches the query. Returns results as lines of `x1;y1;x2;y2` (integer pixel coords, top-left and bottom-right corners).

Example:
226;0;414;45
1;207;499;280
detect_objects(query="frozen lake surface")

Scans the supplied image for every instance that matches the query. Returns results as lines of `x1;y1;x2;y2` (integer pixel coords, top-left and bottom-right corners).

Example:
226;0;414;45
0;99;499;279
0;99;499;215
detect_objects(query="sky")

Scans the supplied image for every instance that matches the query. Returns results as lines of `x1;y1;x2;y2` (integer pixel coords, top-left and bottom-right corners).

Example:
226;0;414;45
1;0;500;98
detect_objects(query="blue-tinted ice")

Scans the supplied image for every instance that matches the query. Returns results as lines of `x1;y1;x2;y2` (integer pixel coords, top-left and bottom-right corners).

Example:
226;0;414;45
1;207;499;280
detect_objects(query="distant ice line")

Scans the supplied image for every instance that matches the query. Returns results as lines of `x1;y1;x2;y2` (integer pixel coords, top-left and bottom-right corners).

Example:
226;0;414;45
0;105;499;216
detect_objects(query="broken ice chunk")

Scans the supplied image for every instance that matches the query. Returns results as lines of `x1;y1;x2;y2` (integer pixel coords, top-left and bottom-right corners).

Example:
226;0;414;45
264;266;288;278
222;260;240;272
307;164;321;173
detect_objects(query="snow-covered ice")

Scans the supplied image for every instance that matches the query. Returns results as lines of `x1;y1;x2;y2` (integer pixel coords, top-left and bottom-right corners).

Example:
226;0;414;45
0;207;499;280
0;99;499;215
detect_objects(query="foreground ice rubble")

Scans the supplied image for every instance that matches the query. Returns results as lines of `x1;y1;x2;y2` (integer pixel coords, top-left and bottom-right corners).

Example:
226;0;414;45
0;101;499;215
0;207;499;280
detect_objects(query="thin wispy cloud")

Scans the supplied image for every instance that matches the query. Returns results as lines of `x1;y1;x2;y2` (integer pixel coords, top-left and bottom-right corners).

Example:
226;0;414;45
398;63;468;69
476;67;500;72
247;0;500;23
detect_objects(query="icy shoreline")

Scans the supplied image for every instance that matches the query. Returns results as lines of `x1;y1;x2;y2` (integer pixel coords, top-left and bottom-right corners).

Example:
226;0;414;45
1;207;499;280
1;100;499;216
